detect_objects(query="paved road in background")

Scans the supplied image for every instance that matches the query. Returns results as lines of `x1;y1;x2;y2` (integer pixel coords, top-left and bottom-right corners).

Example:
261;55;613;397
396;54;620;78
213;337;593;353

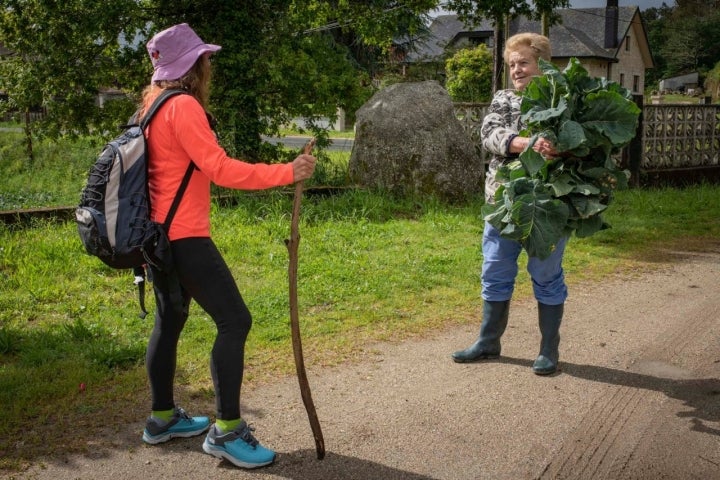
2;129;354;152
263;135;354;152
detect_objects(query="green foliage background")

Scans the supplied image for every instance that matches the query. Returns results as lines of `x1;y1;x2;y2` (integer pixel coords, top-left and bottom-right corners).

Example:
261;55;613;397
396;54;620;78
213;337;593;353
642;1;720;92
445;45;493;102
0;0;437;161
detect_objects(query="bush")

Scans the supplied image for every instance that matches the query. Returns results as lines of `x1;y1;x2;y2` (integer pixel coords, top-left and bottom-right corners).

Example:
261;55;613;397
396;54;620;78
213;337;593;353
703;60;720;102
445;45;493;103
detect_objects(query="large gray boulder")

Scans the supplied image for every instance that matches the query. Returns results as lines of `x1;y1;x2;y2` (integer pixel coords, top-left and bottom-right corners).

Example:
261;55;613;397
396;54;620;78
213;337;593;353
349;80;483;201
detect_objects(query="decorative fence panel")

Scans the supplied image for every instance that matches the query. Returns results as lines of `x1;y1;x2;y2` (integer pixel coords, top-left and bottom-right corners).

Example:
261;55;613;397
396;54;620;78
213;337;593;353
454;102;490;182
642;104;720;171
454;102;720;181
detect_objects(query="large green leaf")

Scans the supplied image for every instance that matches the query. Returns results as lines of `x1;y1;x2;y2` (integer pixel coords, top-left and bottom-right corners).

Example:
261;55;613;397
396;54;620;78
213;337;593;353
510;192;569;260
579;91;641;146
568;194;607;219
556;119;587;152
548;170;576;197
522;73;559;113
496;159;527;183
522;96;568;125
573;214;606;238
518;143;546;177
571;183;601;196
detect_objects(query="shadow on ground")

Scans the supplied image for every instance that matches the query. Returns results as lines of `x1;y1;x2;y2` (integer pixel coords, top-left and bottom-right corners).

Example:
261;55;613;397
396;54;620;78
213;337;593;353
225;449;439;480
497;356;720;436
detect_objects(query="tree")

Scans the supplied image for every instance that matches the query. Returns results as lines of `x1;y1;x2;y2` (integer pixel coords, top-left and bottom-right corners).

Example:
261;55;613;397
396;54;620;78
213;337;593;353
660;16;704;75
642;4;674;88
445;44;493;102
0;0;146;161
674;0;720;15
643;1;720;89
444;0;569;93
704;61;720;100
0;0;439;162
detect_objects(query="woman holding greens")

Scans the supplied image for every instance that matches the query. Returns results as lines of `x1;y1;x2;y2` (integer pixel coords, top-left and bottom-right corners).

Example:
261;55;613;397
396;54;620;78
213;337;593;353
452;32;567;375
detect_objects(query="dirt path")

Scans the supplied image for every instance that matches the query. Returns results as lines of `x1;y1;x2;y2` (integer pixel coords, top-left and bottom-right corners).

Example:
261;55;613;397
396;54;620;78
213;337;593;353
11;247;720;480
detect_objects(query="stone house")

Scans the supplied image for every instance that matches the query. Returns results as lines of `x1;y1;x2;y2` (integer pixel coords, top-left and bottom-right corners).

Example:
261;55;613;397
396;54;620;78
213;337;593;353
406;1;654;94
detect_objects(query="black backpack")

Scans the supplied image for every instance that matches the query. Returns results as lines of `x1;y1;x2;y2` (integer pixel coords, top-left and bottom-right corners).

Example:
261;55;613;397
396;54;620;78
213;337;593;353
76;88;195;317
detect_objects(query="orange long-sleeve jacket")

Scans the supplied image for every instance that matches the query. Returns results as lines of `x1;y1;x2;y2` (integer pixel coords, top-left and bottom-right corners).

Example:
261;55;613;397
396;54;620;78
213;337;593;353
145;94;294;240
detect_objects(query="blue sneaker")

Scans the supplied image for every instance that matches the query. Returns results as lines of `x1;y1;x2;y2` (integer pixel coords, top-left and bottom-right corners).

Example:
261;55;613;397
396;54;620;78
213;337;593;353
202;422;276;468
142;407;210;445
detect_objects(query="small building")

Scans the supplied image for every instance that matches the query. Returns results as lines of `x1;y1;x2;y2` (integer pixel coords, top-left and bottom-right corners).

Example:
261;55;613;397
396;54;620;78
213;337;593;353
658;72;699;93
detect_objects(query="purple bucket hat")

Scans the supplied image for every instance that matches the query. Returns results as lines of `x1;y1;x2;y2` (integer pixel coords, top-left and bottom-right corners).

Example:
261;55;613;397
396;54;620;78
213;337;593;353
146;23;221;82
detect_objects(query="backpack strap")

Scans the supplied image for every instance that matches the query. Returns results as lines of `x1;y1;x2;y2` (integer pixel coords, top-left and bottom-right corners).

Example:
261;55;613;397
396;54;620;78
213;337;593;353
139;87;197;231
139;88;186;129
163;161;196;230
133;266;149;319
133;88;192;319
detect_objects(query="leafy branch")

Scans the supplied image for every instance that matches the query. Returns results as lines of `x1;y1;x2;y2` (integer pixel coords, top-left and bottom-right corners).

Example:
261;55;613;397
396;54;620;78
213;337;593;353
481;58;641;259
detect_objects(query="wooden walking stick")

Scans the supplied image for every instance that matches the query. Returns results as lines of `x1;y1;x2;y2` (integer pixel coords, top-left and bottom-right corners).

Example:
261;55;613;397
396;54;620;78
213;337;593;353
285;138;325;459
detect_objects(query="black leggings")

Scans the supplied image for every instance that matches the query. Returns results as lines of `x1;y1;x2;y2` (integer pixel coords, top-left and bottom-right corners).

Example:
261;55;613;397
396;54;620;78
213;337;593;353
146;237;252;420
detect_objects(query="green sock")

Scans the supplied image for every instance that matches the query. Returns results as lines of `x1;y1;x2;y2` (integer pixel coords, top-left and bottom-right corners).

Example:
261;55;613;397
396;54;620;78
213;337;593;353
152;409;174;422
216;418;242;433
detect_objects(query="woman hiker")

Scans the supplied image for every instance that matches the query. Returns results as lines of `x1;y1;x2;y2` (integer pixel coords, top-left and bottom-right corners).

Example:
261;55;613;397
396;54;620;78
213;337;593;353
452;32;567;376
138;23;316;468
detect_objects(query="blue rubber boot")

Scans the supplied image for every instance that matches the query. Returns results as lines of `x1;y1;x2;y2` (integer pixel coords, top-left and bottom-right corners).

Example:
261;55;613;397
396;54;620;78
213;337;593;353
533;302;564;375
452;300;510;363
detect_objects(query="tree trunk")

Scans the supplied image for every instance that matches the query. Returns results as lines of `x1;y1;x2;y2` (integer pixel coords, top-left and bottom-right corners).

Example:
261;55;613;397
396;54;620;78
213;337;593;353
542;12;550;36
492;21;505;93
23;110;34;164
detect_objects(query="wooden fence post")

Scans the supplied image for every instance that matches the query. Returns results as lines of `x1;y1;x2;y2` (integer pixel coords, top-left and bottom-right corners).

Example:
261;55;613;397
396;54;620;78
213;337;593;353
625;94;644;187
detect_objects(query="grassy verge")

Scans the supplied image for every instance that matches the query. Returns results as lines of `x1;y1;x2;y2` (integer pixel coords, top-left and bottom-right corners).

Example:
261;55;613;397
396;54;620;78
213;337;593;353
0;130;102;209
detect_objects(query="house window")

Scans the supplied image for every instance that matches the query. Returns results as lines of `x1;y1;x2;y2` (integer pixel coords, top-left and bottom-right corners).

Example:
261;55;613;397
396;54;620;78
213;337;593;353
633;75;640;92
468;36;490;48
619;73;625;87
625;35;631;51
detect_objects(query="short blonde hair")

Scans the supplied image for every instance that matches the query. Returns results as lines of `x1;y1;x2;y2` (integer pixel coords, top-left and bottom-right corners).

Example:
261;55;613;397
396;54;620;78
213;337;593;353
504;33;552;64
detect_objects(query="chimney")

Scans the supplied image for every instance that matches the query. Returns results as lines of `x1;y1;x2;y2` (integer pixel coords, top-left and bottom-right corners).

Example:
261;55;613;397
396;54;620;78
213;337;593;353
604;0;619;49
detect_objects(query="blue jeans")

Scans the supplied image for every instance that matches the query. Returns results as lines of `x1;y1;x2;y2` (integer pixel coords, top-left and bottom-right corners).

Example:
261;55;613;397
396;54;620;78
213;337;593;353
481;222;568;305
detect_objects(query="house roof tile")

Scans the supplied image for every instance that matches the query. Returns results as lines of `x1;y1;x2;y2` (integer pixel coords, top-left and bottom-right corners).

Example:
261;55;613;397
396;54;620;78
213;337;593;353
409;6;639;62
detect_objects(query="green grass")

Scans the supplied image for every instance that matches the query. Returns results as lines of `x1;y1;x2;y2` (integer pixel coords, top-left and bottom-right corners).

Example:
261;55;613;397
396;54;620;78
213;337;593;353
0;129;102;209
0;125;353;210
1;128;720;470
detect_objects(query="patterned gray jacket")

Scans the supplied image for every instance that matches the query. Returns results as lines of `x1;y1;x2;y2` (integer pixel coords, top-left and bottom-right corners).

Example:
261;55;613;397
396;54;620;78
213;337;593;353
481;89;523;204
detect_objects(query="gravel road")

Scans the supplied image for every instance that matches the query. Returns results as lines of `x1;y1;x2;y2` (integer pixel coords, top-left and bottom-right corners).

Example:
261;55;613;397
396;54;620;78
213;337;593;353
10;246;720;480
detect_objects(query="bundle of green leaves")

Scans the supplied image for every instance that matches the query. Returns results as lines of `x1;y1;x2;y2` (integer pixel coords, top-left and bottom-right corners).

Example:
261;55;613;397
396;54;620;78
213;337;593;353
481;58;641;259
